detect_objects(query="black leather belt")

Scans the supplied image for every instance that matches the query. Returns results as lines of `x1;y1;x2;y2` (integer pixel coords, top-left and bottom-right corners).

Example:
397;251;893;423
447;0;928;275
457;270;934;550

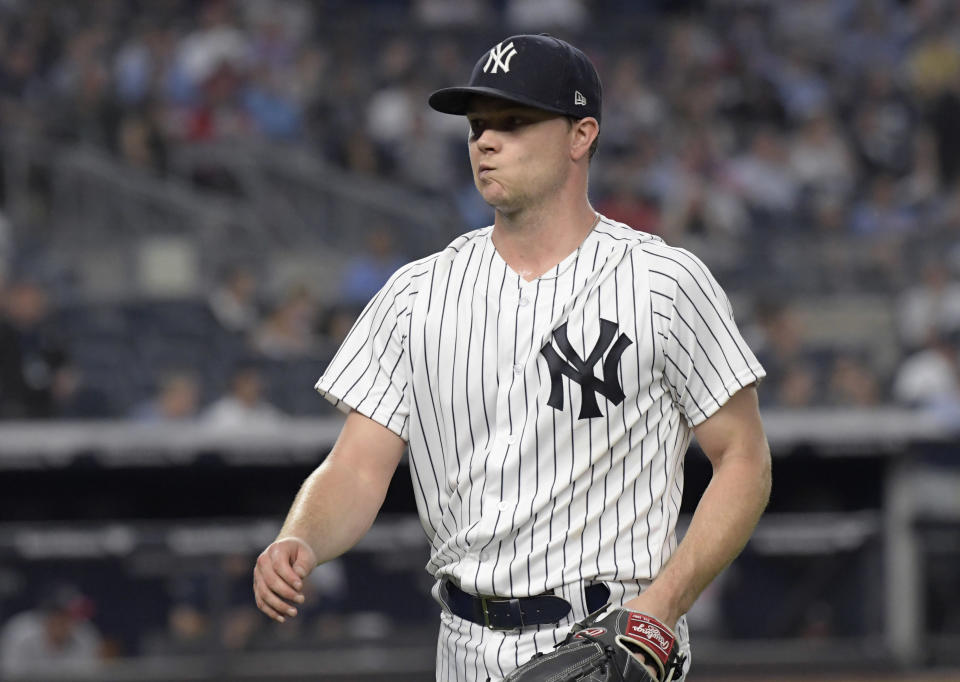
441;579;610;631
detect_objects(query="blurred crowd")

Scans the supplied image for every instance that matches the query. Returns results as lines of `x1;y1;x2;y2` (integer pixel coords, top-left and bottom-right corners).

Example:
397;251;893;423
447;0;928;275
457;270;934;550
1;0;960;417
0;552;434;675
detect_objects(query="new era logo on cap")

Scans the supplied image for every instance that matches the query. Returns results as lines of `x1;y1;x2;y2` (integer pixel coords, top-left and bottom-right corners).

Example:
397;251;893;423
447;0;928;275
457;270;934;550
428;34;602;124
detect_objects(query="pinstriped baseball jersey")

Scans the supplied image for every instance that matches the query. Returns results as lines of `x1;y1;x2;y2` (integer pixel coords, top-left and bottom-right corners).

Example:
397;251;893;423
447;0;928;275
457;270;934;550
315;215;764;678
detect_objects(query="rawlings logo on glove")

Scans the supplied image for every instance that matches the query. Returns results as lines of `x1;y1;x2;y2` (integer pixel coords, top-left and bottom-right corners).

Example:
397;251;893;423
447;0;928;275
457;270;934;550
503;606;686;682
626;613;673;658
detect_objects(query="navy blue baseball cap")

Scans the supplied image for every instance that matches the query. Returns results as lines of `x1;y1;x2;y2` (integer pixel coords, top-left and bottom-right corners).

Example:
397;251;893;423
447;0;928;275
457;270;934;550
429;34;602;124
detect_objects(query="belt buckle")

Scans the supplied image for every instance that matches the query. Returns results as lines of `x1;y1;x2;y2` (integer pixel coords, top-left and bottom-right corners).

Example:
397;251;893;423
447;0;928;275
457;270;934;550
480;595;522;631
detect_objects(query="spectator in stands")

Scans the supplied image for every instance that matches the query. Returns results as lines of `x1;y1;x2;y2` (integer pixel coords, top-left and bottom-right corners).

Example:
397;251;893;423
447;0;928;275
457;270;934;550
251;283;321;358
788;111;855;202
848;66;916;179
724;127;800;229
898;128;942;210
339;227;406;307
242;63;303;140
648;132;747;238
169;0;249;106
318;304;363;348
892;333;960;417
599;53;665;155
394;107;457;193
219;553;266;651
928;71;960;188
113;22;176;107
595;175;661;235
896;256;960;351
749;299;805;375
207;263;262;336
50;361;115;419
0;279;70;419
116;106;169;176
825;353;883;408
0;584;103;678
151;574;212;656
907;22;960;184
809;190;849;234
182;58;252;142
850;174;918;237
130;370;200;421
769;51;831;123
0;34;41;106
365;42;418;151
157;554;267;655
201;363;283;429
47;28;122;151
774;363;820;408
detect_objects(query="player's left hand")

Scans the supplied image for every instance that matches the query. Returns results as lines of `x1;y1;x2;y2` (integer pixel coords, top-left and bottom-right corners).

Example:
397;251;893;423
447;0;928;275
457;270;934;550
503;605;685;681
622;593;680;678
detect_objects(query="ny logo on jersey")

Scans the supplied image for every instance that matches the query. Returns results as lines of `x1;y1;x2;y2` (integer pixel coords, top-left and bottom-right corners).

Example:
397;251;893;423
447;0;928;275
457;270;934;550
540;319;633;419
483;41;518;74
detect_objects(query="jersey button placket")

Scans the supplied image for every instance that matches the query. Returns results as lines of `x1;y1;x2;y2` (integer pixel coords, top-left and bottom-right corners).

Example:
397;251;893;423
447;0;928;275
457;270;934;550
490;282;521;500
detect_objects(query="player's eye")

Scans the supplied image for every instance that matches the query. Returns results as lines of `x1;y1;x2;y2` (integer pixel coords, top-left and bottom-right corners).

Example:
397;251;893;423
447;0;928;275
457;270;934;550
468;114;534;140
468;119;485;139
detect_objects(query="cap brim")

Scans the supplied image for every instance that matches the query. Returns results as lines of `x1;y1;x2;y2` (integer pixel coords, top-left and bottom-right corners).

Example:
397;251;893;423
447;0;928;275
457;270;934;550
428;86;569;117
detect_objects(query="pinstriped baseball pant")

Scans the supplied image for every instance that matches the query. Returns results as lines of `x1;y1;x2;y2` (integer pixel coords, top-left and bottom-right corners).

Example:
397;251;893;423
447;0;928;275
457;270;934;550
434;579;691;682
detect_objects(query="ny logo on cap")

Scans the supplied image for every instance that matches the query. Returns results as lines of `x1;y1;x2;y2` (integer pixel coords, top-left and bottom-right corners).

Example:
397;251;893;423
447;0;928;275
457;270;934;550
483;41;518;74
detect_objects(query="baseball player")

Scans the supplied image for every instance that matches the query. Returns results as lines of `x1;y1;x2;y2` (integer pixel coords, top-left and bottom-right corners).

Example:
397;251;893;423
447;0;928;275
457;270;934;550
253;34;772;682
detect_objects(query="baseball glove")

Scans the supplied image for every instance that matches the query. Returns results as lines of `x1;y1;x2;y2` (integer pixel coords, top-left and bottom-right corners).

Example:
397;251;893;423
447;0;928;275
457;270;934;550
503;606;686;682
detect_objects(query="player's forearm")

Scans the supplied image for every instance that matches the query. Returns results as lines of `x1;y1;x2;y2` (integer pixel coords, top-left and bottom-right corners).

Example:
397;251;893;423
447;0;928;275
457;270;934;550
277;457;388;563
275;411;406;564
628;443;771;625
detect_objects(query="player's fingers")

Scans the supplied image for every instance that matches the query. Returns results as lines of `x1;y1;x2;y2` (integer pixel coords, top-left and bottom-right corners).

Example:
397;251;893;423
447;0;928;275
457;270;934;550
259;543;299;587
256;551;304;603
290;543;317;581
265;572;304;604
281;537;317;579
253;573;300;621
253;589;286;623
252;572;285;622
260;587;300;620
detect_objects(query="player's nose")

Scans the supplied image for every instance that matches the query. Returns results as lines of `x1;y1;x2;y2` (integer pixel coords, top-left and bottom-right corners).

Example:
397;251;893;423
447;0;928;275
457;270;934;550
473;127;500;152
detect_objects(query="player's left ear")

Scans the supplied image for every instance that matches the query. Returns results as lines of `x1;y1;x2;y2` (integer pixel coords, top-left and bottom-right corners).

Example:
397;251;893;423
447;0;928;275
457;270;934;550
569;117;599;162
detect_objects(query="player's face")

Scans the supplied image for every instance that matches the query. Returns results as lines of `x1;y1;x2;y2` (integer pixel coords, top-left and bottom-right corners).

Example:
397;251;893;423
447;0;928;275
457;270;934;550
466;98;573;213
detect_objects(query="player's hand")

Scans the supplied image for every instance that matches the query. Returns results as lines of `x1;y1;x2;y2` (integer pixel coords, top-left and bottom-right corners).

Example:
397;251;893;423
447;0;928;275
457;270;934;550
253;537;317;623
622;593;680;679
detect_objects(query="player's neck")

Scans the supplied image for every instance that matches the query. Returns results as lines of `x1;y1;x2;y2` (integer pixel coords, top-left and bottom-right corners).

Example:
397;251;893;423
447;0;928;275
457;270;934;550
492;200;598;282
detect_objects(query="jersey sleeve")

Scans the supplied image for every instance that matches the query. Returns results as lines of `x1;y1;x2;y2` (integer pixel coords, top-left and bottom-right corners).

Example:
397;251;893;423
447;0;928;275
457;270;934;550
648;247;765;427
314;271;411;440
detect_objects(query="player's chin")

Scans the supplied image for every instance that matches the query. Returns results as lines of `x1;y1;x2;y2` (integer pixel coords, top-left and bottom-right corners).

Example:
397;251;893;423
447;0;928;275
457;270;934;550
477;184;510;208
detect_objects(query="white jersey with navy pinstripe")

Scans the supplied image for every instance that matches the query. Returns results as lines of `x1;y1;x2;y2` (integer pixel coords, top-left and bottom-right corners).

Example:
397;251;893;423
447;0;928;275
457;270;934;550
315;215;764;680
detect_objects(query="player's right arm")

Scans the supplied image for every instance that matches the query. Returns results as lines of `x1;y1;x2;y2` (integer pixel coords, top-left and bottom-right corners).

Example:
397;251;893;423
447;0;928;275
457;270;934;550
253;410;406;623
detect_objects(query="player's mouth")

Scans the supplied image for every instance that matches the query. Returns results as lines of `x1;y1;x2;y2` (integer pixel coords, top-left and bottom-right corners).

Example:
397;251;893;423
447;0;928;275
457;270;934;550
478;164;495;176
